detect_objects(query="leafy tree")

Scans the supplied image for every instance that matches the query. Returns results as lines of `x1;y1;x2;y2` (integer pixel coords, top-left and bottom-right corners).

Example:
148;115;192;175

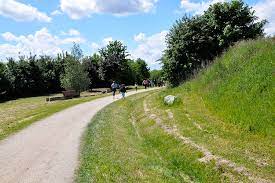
71;43;83;60
150;70;163;86
82;54;101;88
163;0;266;86
28;55;46;94
119;59;136;85
37;55;61;93
5;56;33;96
0;62;10;98
204;0;266;49
98;40;129;82
133;58;150;84
61;56;90;93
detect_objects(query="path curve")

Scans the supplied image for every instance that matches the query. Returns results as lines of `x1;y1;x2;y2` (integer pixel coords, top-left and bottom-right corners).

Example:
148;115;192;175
0;88;156;183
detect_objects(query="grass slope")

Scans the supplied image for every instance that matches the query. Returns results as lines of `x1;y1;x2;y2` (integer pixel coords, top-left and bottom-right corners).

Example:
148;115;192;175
76;39;274;182
76;92;223;182
186;39;274;136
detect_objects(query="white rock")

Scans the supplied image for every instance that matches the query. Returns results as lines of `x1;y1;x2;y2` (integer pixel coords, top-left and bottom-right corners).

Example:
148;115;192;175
164;95;176;105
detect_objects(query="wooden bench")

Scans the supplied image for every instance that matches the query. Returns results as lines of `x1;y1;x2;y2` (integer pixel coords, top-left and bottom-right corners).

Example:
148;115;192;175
62;90;80;99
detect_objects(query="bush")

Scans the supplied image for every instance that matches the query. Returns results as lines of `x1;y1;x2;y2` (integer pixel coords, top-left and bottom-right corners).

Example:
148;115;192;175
61;56;90;93
163;0;266;86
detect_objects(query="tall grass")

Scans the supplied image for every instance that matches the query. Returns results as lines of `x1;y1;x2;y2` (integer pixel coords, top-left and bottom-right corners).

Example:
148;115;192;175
183;39;274;136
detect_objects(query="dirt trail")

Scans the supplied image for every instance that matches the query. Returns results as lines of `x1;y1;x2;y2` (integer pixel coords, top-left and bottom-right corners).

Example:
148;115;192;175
0;88;156;183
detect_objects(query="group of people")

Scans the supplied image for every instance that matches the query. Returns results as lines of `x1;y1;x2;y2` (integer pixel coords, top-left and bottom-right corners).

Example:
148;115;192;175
142;79;151;89
111;79;152;99
111;81;127;99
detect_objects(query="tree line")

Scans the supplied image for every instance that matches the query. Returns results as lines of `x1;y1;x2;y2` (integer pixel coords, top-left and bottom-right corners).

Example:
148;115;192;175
162;0;266;86
0;41;151;100
1;0;264;99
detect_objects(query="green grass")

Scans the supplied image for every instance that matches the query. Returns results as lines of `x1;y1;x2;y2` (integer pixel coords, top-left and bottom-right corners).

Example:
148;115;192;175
76;92;224;183
76;39;274;182
0;93;107;140
186;39;274;136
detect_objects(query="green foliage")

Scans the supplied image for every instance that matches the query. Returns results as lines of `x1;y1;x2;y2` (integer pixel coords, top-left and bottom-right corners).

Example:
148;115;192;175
131;58;150;84
76;93;223;182
82;54;102;88
5;56;46;97
0;63;10;97
0;41;152;100
172;39;274;136
194;39;274;136
1;53;71;99
150;69;163;86
98;40;129;82
163;0;266;86
61;56;90;92
71;43;83;60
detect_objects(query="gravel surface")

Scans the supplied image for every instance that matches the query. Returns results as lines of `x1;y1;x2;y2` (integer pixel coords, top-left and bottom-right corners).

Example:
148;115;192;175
0;89;156;183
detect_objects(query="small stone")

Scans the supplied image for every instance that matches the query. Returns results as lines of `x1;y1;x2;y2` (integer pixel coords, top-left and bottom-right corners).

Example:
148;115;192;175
164;95;176;105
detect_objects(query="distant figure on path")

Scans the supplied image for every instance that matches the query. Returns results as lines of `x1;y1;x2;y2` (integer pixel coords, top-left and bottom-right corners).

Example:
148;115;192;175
134;83;138;92
142;79;149;89
111;81;117;99
120;84;126;99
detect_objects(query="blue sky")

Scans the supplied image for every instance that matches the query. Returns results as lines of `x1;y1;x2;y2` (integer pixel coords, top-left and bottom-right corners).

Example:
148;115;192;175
0;0;274;69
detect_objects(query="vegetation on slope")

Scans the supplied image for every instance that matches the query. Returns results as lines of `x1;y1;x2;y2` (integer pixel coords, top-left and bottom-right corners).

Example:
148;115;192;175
76;92;224;182
76;39;274;182
184;39;274;136
162;0;266;86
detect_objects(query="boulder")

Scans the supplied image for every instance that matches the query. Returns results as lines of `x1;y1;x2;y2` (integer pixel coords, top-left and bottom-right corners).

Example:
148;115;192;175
164;95;176;105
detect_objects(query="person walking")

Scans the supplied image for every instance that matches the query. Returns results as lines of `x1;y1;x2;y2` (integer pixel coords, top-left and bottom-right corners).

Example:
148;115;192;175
142;79;148;89
134;83;138;92
120;84;126;99
111;81;117;99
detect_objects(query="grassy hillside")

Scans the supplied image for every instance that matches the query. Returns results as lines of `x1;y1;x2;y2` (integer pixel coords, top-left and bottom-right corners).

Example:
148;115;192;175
76;39;274;182
182;38;274;136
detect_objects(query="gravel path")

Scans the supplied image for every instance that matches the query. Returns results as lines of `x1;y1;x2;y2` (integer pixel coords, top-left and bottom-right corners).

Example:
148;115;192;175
0;89;156;183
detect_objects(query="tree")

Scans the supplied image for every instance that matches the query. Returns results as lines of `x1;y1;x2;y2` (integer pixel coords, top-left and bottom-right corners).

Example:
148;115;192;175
98;40;129;82
60;56;90;93
71;43;83;60
0;62;10;98
163;0;266;86
204;0;266;49
133;58;150;84
150;70;163;86
82;54;101;88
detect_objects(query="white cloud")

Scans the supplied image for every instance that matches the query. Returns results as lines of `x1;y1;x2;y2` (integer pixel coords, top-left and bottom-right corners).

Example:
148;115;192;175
91;42;100;50
134;33;146;42
0;0;51;22
0;28;85;59
60;0;158;19
60;37;85;44
90;36;114;52
102;37;114;45
180;0;225;15
51;9;62;16
2;32;18;41
61;29;81;36
179;0;275;35
131;31;168;69
253;0;275;36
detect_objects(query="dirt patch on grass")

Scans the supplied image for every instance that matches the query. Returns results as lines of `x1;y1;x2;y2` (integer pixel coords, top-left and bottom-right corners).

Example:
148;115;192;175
143;100;271;183
165;109;174;120
131;115;141;139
